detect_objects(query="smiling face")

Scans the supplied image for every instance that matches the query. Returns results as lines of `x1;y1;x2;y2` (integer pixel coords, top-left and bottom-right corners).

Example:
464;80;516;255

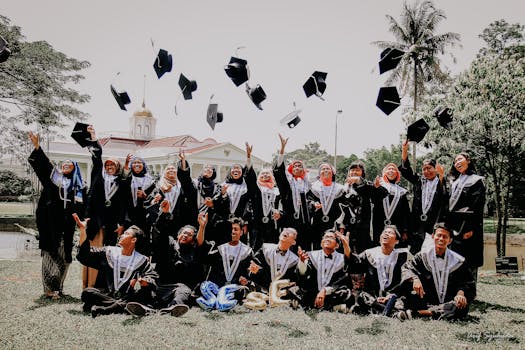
454;155;469;174
433;227;452;254
61;161;75;175
319;164;333;180
292;161;304;177
279;228;297;248
230;165;243;180
384;164;398;181
380;227;398;249
422;163;437;180
258;170;273;183
118;229;137;250
202;165;214;179
231;223;243;242
348;166;363;178
177;226;195;245
321;232;339;252
164;165;177;181
104;161;118;176
131;160;144;174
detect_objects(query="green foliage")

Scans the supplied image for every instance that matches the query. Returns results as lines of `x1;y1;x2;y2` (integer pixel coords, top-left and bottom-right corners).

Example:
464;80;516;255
0;15;90;160
372;0;460;106
478;19;525;57
0;170;32;196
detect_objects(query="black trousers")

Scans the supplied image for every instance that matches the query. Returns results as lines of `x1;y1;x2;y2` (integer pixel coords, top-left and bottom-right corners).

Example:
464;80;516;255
81;287;154;314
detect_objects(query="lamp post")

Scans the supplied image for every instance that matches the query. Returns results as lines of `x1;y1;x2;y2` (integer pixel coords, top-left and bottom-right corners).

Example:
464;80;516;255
334;109;343;170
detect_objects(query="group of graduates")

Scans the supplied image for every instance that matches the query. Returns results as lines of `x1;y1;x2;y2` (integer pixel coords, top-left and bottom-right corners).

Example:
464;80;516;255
28;126;485;320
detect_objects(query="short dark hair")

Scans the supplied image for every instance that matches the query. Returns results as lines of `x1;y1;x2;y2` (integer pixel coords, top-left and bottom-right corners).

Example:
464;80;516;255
322;229;340;244
127;225;145;247
228;217;245;227
449;152;478;179
433;222;452;237
348;161;366;178
177;225;197;237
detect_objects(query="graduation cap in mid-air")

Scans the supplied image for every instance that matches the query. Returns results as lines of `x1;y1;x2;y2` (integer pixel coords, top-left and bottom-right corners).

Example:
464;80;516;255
379;48;404;74
110;84;131;111
434;106;453;130
153;49;173;79
178;73;198;100
206;101;223;130
376;86;400;115
70;122;92;148
303;71;327;100
280;104;302;129
0;36;11;63
246;84;266;110
224;56;250;87
407;118;430;143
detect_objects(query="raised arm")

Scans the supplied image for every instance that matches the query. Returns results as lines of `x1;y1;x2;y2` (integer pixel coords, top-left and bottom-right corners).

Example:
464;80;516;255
27;132;54;187
399;140;419;184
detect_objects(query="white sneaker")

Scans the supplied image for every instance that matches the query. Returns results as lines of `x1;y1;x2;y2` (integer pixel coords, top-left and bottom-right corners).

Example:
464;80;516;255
333;304;348;314
159;304;189;317
125;302;156;316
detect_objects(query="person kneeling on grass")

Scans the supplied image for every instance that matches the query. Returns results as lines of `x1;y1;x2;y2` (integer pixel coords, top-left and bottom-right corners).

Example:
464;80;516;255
399;223;475;320
73;214;158;318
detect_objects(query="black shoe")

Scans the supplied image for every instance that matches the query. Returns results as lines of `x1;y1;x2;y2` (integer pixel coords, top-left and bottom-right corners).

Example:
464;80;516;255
125;302;156;316
159;304;189;317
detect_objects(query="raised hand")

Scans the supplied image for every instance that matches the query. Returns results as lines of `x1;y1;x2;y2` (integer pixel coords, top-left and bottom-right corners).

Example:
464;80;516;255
160;199;170;213
87;125;96;140
198;212;209;227
28;131;40;150
278;133;289;154
221;184;229;196
248;260;261;274
72;213;90;230
297;246;309;262
401;139;409;161
374;176;381;188
245;142;253;158
124;153;133;170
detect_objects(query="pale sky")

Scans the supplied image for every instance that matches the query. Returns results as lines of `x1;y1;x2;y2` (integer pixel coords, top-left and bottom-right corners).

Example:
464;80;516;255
1;0;524;161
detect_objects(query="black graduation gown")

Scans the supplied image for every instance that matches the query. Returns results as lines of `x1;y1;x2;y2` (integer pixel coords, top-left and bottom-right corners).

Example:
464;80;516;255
151;212;213;289
399;159;448;253
245;166;282;250
400;249;476;307
76;239;158;299
298;250;352;308
205;242;253;287
341;180;385;254
446;175;486;268
28;147;86;263
85;141;126;246
307;180;346;249
349;247;409;297
273;161;312;250
371;184;410;247
251;243;299;292
146;161;198;236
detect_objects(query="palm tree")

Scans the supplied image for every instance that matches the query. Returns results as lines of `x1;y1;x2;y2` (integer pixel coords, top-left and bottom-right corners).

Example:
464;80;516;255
373;0;460;164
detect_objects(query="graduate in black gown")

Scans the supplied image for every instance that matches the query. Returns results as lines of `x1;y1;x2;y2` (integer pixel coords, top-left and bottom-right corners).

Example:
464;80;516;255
121;154;156;255
400;223;475;320
296;231;353;311
372;163;410;247
28;131;86;299
250;227;300;293
273;134;312;250
307;163;346;249
400;139;448;254
446;152;486;284
349;225;410;316
74;215;157;318
245;143;282;251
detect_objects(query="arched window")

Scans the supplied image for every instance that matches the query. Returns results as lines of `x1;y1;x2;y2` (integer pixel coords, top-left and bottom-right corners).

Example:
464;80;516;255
144;125;150;136
137;124;142;135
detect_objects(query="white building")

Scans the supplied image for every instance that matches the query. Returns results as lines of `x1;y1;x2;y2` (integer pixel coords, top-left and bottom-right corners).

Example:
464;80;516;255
46;102;268;183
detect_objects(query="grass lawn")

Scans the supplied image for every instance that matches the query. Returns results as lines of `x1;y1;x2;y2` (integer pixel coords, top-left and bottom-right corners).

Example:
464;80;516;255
0;260;523;349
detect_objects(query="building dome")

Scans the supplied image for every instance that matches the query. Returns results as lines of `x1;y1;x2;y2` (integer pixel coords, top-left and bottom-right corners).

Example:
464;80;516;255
133;102;153;118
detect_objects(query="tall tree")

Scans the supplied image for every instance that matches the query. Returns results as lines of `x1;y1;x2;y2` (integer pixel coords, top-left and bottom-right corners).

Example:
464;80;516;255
372;0;460;167
422;20;525;256
0;15;90;159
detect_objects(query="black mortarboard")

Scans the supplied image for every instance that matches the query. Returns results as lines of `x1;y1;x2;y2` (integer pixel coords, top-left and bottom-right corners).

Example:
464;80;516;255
178;73;197;100
407;118;430;143
206;103;223;130
110;85;131;111
379;48;404;74
376;86;401;115
153;49;173;79
224;56;250;86
246;84;266;110
0;36;11;63
434;106;453;130
71;122;91;148
280;109;302;128
303;71;327;99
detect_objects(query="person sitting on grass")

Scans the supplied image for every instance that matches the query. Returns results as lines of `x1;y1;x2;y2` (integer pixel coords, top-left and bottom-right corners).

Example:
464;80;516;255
348;225;410;318
400;223;475;320
73;214;158;318
296;230;353;312
125;203;211;317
